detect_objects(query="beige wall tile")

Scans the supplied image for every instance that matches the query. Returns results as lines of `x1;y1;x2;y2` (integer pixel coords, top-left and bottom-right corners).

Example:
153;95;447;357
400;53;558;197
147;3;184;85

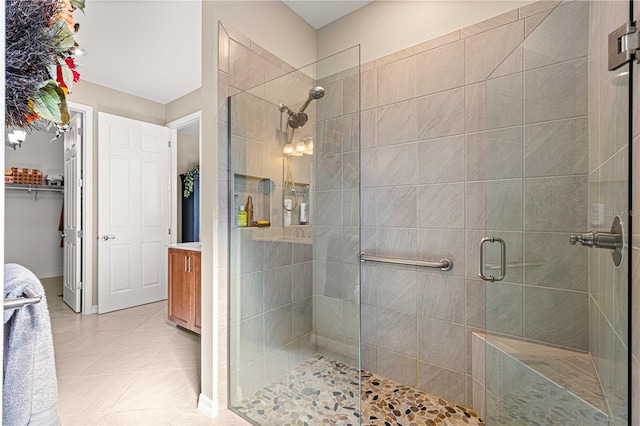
466;20;524;84
377;56;416;106
461;9;519;38
417;361;467;405
416;88;465;139
416;40;465;97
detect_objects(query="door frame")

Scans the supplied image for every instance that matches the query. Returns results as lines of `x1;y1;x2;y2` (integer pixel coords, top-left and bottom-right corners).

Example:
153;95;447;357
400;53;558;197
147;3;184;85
68;101;95;314
166;111;201;244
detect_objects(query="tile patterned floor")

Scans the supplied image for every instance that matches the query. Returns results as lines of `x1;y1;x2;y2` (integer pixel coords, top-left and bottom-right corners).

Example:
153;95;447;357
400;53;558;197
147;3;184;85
233;355;483;426
42;278;249;425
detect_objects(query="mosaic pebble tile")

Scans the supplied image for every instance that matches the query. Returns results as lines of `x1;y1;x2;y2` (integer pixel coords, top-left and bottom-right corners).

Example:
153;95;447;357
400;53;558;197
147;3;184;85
232;354;483;425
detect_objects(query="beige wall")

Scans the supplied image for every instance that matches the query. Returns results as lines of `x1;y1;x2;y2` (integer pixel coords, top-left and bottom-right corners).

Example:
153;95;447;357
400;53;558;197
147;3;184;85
166;88;201;124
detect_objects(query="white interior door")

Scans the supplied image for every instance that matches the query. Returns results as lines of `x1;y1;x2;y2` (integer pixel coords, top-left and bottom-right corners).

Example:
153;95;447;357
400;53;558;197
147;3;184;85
63;114;82;312
98;112;171;314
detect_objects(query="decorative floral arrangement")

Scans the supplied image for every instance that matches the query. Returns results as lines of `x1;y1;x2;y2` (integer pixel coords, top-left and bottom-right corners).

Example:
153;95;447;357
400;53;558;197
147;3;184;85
183;166;199;198
5;0;85;130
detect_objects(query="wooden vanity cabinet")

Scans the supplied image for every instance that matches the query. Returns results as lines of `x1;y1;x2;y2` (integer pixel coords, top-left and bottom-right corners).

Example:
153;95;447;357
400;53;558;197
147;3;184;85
168;248;201;335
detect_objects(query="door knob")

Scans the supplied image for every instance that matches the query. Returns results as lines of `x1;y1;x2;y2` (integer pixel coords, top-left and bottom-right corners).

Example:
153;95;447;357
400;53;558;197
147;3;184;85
101;235;116;241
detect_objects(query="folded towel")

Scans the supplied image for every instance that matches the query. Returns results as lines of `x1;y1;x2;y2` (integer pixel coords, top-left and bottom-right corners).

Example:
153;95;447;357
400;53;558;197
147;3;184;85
3;264;59;426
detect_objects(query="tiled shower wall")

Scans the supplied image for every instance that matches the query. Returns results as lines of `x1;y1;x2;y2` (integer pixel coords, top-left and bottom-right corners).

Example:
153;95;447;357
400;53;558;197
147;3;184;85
216;1;637;420
588;1;632;424
350;1;590;407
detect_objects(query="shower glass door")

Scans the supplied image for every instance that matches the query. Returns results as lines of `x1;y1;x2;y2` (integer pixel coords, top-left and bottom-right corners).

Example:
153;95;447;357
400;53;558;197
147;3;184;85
227;45;361;424
479;1;631;424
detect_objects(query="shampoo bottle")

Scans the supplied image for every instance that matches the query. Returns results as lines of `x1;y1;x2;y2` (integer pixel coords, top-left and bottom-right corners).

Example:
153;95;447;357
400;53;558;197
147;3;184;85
238;206;247;228
299;185;308;225
284;198;292;227
246;196;254;227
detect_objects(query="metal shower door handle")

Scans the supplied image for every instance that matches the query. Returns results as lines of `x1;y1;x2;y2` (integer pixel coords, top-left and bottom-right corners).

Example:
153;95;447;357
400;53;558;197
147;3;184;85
478;236;506;282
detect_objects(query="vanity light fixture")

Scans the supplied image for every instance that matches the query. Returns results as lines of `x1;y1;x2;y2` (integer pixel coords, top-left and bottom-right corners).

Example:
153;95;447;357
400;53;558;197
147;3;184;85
5;129;27;150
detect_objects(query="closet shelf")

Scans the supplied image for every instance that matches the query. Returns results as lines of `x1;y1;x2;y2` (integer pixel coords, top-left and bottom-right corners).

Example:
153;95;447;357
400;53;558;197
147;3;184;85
5;183;64;193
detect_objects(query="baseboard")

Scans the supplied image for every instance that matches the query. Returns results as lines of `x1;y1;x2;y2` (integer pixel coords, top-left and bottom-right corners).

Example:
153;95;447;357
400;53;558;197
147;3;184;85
198;393;219;418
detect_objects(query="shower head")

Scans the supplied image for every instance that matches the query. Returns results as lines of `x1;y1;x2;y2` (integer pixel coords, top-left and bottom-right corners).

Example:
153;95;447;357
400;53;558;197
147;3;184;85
287;86;325;129
299;86;325;113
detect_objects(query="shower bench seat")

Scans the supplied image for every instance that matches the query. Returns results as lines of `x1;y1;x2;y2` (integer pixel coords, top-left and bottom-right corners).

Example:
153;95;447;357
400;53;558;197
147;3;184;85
472;332;609;425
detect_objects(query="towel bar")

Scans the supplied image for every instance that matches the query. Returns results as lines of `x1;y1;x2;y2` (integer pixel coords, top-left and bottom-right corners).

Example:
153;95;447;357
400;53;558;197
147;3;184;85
359;251;453;271
3;287;42;311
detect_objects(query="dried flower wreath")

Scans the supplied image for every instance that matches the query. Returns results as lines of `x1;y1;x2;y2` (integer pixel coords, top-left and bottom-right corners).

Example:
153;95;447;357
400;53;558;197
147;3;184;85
5;0;85;130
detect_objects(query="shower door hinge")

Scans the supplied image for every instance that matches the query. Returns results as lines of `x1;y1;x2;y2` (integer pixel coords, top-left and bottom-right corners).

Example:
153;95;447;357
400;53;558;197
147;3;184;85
608;21;640;71
77;281;83;291
77;230;83;239
168;140;171;148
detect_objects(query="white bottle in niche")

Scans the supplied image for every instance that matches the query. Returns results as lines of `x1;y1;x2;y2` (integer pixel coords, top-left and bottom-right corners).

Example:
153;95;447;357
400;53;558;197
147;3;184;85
299;185;309;225
284;198;292;227
299;203;308;225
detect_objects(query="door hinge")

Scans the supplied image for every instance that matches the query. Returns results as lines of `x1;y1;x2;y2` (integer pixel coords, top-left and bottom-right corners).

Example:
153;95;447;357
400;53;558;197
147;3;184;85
609;21;640;71
77;281;83;291
78;127;84;136
77;230;83;238
78;178;83;188
168;228;171;235
168;140;171;148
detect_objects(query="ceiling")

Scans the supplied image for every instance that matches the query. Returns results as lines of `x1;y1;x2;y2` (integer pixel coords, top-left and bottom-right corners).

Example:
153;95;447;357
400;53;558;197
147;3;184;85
72;1;202;104
283;1;373;29
72;1;370;105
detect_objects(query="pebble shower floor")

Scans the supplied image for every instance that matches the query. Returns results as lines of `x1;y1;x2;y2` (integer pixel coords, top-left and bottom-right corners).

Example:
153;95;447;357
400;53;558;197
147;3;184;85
233;355;483;425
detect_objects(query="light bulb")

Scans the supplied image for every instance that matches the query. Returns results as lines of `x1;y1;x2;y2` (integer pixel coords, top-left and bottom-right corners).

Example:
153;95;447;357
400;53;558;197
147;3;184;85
7;133;18;143
296;141;307;153
13;130;26;142
283;143;294;155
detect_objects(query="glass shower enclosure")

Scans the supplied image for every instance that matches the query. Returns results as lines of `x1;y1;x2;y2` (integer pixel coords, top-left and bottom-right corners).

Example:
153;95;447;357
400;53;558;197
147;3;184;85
476;1;632;424
227;46;362;424
225;0;634;424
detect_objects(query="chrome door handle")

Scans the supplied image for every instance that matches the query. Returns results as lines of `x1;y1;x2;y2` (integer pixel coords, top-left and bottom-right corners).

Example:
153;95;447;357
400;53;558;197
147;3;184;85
101;235;116;241
478;236;506;282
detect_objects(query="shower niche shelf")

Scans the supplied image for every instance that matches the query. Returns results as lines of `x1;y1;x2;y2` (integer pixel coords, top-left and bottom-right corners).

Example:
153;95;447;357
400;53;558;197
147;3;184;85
232;173;273;228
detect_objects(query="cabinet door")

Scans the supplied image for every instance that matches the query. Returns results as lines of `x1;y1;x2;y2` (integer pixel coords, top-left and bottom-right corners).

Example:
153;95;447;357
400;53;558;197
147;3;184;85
192;252;201;334
168;248;191;328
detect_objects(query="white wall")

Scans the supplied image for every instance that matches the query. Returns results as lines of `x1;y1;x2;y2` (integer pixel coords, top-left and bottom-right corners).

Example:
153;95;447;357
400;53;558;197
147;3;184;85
5;130;64;278
318;0;535;64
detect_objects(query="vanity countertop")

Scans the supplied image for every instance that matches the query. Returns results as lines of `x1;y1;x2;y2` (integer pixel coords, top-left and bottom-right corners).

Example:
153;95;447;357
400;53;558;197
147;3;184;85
167;242;202;252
